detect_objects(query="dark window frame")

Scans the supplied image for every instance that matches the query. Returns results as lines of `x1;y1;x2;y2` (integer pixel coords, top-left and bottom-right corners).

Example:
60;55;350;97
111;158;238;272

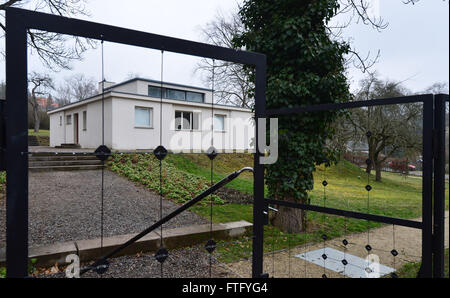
148;85;205;103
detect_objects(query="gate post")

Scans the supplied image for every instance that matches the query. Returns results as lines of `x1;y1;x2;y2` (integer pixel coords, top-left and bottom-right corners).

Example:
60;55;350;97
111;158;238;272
433;94;447;278
421;95;434;278
252;58;266;278
5;10;29;278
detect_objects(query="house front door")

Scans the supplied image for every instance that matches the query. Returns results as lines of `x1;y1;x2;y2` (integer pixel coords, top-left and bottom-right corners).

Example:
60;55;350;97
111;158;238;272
74;113;79;144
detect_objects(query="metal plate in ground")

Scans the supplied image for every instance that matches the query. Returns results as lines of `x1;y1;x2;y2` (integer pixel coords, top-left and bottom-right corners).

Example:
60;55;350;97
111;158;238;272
295;247;395;278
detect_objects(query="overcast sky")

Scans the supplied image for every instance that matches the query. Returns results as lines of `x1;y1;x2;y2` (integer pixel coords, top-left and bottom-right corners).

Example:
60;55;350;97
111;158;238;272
1;0;448;94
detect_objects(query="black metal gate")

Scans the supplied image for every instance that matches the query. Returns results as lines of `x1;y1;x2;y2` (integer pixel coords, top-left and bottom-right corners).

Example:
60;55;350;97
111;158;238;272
253;94;448;278
3;7;266;278
2;7;448;278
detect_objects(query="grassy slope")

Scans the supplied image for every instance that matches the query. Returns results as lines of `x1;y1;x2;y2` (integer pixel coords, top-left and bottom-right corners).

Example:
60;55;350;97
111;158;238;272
28;129;49;137
28;129;50;146
108;153;448;263
396;249;448;278
163;154;449;262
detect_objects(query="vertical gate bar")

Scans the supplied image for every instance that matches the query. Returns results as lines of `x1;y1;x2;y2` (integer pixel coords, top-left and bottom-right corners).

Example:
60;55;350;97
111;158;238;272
433;94;446;278
252;58;266;278
421;95;434;278
5;12;29;278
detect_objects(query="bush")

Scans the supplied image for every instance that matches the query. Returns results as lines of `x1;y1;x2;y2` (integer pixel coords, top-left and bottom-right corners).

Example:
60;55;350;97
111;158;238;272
108;154;224;205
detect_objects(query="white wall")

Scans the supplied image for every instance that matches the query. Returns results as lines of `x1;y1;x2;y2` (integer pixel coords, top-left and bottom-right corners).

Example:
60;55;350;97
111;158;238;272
49;83;253;151
110;96;254;151
49;99;113;148
49;112;65;147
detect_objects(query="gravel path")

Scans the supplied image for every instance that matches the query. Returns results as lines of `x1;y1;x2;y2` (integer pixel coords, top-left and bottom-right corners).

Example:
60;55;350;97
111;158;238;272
36;245;237;278
0;169;208;248
227;212;449;278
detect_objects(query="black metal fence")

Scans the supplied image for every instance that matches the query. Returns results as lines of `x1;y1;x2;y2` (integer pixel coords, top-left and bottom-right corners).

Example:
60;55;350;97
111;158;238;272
255;94;448;278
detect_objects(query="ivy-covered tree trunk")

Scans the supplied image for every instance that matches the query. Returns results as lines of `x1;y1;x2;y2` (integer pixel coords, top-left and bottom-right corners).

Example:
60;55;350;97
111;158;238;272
272;205;306;233
234;0;351;233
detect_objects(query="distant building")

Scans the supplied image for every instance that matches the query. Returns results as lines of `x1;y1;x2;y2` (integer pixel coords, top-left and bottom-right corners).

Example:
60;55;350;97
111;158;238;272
36;97;59;110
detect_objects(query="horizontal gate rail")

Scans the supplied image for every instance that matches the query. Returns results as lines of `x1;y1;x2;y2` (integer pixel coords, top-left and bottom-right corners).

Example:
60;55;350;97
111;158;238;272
6;7;264;66
265;199;423;229
265;94;430;116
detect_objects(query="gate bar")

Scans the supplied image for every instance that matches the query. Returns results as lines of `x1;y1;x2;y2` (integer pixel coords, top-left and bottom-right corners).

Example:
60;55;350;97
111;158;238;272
266;199;423;229
433;94;448;278
252;61;266;278
265;94;431;116
5;12;29;278
421;95;434;278
6;7;264;66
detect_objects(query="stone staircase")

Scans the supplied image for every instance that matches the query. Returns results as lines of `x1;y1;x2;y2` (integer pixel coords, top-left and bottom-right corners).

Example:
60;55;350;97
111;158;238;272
28;135;40;146
29;153;104;172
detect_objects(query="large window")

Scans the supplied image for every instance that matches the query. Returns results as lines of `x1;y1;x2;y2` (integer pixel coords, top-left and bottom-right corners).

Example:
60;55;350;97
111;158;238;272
148;86;162;98
148;85;204;103
82;111;87;130
214;114;225;132
135;106;153;128
166;89;186;100
175;111;200;130
186;91;204;103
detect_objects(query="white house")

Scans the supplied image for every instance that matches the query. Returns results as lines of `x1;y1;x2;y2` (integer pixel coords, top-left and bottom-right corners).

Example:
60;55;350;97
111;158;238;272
48;78;255;152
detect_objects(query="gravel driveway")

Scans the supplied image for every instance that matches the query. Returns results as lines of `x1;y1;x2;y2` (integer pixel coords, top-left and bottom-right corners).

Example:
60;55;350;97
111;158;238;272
36;246;236;278
0;169;208;248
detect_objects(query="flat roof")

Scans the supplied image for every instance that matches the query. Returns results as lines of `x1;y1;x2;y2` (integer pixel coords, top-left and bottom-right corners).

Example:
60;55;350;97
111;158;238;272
48;90;252;114
49;77;251;113
106;77;213;92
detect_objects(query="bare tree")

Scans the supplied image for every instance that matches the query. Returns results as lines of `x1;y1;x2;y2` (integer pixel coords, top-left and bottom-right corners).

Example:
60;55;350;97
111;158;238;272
55;73;97;105
197;1;441;108
1;0;96;71
29;72;53;132
424;82;449;94
346;73;422;181
195;10;254;108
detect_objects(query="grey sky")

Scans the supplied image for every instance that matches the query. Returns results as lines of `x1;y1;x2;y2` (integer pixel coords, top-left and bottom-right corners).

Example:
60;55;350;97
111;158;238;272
1;0;448;94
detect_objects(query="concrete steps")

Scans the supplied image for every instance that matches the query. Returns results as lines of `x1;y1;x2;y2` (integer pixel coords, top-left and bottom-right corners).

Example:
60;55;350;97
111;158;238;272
55;143;81;149
28;135;40;146
28;153;104;172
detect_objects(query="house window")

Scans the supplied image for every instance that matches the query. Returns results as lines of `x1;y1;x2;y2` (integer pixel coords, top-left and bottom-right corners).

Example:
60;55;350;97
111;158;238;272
186;91;204;103
82;111;87;130
148;85;204;103
214;114;225;131
175;111;200;130
59;116;62;126
148;86;162;98
66;115;72;125
135;107;153;128
166;89;185;100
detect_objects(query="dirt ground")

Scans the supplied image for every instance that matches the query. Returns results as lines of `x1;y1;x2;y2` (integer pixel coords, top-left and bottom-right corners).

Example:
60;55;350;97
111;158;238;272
224;212;449;278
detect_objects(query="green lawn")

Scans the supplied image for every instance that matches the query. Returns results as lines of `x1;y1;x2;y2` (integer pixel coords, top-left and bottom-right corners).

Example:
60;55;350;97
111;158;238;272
108;153;449;263
395;249;449;278
28;129;49;137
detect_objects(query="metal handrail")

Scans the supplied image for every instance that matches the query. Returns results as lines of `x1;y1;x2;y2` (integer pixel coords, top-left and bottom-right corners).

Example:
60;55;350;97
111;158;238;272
80;167;254;275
